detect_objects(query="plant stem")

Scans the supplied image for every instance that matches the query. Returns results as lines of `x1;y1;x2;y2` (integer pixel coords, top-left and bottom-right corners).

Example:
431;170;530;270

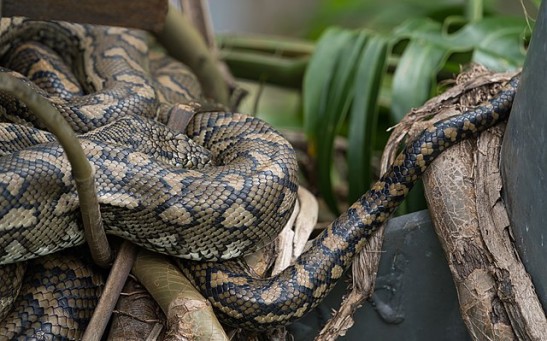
0;73;111;266
466;0;483;22
156;4;230;106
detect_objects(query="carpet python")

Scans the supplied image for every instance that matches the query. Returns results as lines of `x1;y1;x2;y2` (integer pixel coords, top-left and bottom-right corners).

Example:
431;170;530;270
0;18;518;336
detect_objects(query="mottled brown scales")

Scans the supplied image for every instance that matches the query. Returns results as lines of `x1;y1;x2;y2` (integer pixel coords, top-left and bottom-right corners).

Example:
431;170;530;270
29;59;81;94
294;305;310;318
353;204;374;225
418;154;431;168
223;203;256;228
260;284;283;304
375;213;389;223
330;265;344;279
373;198;383;208
443;127;459;141
0;207;36;228
393;153;405;166
118;32;148;53
218;305;243;319
218;292;230;301
371;181;386;192
463;119;477;132
312;284;328;298
0;16;520;333
389;183;408;196
322;231;349;251
294;264;314;289
227;276;252;287
362;214;375;226
0;253;102;339
222;173;246;191
254;313;275;324
420;142;434;156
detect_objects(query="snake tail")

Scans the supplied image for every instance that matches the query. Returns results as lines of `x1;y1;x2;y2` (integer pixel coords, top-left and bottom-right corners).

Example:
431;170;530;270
180;75;519;330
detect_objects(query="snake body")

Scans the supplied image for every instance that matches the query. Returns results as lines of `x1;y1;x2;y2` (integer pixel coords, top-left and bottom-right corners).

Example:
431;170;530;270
181;75;518;329
0;18;518;334
0;18;298;266
0;252;103;340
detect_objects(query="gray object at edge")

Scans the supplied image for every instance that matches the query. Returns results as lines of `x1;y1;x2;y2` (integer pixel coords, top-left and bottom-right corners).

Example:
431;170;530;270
290;210;470;340
501;0;547;310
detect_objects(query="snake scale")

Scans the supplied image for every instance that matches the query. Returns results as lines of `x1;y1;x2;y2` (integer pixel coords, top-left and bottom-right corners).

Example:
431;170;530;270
0;17;518;336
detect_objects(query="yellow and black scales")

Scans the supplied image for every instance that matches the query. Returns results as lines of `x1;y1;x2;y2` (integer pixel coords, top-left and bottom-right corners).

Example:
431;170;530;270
180;75;518;329
0;18;518;336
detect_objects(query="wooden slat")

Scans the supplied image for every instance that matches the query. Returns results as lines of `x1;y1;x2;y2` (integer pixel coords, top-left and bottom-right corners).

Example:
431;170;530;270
2;0;168;31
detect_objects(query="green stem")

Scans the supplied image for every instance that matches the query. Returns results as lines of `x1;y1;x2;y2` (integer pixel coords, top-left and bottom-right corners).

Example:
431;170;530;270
466;0;483;22
156;5;230;106
219;49;309;88
0;73;111;267
217;35;314;88
217;34;314;57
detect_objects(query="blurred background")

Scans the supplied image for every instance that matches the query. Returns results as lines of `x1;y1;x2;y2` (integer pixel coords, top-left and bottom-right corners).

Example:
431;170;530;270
209;0;536;37
205;0;535;217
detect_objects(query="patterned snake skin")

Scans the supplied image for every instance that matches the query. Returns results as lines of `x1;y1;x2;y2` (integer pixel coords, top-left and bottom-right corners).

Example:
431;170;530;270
0;252;103;339
180;75;518;330
0;18;518;334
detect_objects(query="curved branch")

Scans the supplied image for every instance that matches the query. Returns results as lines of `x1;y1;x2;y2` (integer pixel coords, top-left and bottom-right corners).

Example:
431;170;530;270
133;250;229;341
0;73;111;267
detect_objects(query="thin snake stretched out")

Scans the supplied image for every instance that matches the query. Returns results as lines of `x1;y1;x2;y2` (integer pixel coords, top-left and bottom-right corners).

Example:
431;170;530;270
0;18;518;335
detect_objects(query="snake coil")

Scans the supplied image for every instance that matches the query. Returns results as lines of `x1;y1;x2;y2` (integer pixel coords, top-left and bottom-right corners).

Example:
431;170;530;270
0;18;518;334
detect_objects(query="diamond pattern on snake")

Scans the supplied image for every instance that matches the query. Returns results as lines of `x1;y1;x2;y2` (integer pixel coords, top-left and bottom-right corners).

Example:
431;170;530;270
0;17;518;335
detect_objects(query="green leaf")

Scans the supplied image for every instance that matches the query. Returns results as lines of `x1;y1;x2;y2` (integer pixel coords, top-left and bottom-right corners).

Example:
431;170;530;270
389;16;528;214
390;16;528;121
472;31;526;71
315;30;369;214
303;27;354;143
391;39;448;121
465;0;484;22
392;16;529;58
347;35;388;202
467;21;528;70
303;15;529;215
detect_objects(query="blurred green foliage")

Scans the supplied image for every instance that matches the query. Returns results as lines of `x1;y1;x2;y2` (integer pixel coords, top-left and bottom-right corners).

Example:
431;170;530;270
307;0;537;38
219;0;535;214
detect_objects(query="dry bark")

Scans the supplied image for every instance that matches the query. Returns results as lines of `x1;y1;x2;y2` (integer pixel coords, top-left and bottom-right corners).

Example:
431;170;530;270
315;226;385;340
416;69;547;340
107;278;166;341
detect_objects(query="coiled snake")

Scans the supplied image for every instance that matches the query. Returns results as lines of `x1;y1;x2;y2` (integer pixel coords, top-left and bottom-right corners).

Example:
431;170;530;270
0;18;518;335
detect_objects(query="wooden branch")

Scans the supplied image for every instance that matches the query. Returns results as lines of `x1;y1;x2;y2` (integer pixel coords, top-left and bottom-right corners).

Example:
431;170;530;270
475;126;547;340
380;68;546;340
424;136;518;340
419;71;547;340
2;0;168;31
83;242;139;341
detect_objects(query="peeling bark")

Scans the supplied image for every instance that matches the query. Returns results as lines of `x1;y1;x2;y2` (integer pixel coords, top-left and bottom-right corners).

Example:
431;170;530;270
418;70;547;340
